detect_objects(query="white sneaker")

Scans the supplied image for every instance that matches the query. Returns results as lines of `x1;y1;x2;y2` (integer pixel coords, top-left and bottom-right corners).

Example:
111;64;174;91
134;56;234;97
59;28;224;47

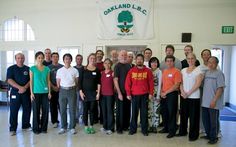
106;130;112;135
100;128;106;134
53;123;58;128
70;129;77;134
58;129;66;134
22;127;32;131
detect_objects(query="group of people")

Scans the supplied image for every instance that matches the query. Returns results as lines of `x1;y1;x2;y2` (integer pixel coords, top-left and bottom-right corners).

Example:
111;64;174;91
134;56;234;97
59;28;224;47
7;45;225;145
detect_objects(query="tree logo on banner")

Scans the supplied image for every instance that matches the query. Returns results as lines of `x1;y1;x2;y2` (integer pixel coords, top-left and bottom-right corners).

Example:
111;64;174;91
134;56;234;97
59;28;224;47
117;10;133;33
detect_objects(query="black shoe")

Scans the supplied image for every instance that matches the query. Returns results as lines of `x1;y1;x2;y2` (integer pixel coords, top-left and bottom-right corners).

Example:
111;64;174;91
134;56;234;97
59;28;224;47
159;128;168;133
123;128;129;131
158;122;164;127
176;133;187;137
208;139;218;144
117;130;123;134
189;138;198;141
166;134;175;138
200;135;210;140
148;127;153;133
33;131;40;135
143;133;148;136
41;131;47;134
152;128;157;134
128;131;136;135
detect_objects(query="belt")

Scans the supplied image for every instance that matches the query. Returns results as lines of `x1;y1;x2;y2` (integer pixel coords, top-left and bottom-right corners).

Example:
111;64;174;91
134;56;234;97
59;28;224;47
60;86;76;90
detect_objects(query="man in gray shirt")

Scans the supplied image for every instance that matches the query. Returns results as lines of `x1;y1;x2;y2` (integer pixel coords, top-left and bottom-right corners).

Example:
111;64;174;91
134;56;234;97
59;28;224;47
159;45;182;70
201;56;225;145
48;52;63;128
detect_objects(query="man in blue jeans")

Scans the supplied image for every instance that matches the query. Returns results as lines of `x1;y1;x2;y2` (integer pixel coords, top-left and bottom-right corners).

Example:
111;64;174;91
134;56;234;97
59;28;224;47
201;56;225;144
7;53;31;136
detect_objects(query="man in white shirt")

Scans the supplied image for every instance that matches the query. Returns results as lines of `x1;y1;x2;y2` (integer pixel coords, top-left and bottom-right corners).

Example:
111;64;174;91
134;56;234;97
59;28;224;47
56;53;79;135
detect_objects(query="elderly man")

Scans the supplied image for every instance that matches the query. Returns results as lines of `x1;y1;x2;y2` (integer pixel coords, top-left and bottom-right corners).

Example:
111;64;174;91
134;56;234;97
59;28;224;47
7;53;31;136
201;56;225;145
114;50;131;134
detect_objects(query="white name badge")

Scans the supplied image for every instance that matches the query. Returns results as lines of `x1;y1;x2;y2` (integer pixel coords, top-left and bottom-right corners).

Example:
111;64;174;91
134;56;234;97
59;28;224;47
106;74;110;77
168;74;173;78
92;72;97;75
11;95;16;99
44;87;48;90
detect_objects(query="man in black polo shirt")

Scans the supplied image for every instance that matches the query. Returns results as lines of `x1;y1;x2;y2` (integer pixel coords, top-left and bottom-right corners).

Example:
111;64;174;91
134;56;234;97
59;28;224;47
7;53;31;136
181;45;200;68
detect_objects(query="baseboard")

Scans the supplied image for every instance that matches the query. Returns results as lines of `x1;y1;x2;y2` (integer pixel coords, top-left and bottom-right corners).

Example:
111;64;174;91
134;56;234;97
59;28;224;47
225;102;236;111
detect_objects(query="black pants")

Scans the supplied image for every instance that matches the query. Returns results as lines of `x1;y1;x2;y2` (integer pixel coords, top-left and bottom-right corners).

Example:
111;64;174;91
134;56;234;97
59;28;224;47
179;98;200;139
101;95;115;131
32;93;49;132
9;91;31;131
130;94;149;134
161;91;178;135
50;91;60;124
83;101;96;126
116;93;131;132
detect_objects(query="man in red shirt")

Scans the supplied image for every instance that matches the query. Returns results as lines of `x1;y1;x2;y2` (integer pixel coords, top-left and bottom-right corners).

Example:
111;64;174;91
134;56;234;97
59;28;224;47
159;55;182;138
125;54;154;136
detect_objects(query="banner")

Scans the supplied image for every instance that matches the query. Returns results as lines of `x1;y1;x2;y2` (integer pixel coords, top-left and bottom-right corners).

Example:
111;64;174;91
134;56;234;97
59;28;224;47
97;0;154;40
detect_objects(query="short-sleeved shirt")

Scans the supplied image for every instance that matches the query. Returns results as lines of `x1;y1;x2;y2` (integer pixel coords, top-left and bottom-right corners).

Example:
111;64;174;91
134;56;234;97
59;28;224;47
7;65;30;94
43;60;52;66
79;67;101;101
48;64;63;86
56;66;79;87
181;66;202;99
160;57;182;71
30;65;50;93
114;62;131;94
161;67;182;93
101;70;114;96
202;70;225;109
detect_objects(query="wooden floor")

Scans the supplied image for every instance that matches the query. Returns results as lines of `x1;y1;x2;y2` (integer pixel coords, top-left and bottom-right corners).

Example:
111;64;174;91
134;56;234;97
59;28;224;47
0;106;236;147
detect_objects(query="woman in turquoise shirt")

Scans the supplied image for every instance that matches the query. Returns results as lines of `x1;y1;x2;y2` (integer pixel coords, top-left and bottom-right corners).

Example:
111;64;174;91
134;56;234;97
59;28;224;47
30;51;51;134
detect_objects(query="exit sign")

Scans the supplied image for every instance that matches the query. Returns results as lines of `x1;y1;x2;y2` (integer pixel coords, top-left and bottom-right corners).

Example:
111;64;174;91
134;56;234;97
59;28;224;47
222;26;234;34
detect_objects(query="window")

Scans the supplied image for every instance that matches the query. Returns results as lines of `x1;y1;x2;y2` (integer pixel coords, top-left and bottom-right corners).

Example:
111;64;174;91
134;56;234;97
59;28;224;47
28;50;35;67
0;17;35;41
58;47;80;66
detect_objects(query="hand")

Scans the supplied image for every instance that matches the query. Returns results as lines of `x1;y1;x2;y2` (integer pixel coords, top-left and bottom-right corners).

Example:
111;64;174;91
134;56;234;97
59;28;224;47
48;93;52;100
18;86;26;94
96;93;100;100
80;91;85;101
148;94;152;100
210;99;216;109
127;96;131;100
118;93;123;101
161;92;166;98
53;86;59;92
181;92;187;99
30;93;35;102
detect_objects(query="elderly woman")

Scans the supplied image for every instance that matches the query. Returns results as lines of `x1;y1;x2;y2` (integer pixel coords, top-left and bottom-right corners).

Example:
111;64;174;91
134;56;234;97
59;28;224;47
177;53;203;141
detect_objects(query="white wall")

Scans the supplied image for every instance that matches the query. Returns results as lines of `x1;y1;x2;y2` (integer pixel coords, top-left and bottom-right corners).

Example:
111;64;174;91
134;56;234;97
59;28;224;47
229;46;236;106
0;0;236;58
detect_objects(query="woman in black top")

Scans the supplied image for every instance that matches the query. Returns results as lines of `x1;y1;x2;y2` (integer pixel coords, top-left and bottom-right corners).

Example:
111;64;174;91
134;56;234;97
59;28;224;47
79;53;101;134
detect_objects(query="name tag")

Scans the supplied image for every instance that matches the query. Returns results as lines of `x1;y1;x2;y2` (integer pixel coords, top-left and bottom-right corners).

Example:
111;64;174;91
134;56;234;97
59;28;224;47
168;74;173;78
106;74;110;77
92;72;97;75
44;87;48;90
12;95;16;99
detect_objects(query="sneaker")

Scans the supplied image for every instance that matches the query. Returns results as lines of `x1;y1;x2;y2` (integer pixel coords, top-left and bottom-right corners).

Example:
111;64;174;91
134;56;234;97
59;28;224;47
10;131;16;136
70;129;77;134
100;128;106;134
106;130;112;135
89;127;95;134
22;127;32;131
84;127;90;134
58;129;66;134
53;123;58;128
